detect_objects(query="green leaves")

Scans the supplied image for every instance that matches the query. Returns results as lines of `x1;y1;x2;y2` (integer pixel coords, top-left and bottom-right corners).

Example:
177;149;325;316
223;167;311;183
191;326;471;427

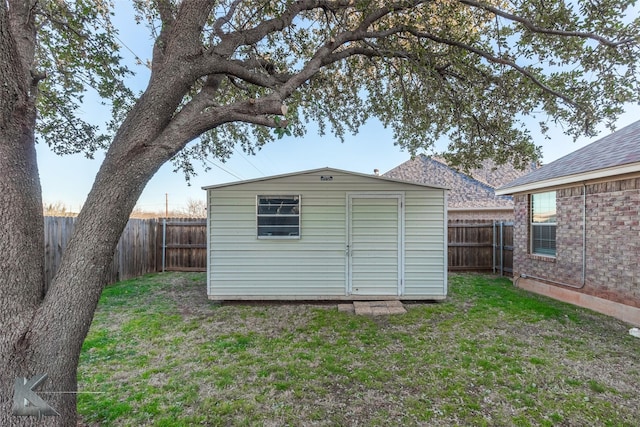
34;0;134;156
273;116;292;139
31;0;640;170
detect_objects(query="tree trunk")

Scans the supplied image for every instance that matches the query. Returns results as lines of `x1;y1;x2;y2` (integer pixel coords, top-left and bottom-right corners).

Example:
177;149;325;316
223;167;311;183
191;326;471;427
1;3;194;421
0;1;53;423
0;66;189;425
2;2;238;424
0;124;174;426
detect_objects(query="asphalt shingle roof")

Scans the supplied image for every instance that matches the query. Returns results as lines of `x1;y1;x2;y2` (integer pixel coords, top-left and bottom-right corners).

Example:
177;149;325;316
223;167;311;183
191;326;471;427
500;120;640;191
384;155;536;209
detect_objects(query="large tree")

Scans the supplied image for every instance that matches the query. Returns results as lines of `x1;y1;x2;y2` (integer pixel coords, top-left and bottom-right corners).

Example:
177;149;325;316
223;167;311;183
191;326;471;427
1;0;638;424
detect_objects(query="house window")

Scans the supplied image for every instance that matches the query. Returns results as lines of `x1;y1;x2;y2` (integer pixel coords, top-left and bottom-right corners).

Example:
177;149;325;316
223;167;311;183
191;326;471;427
530;191;556;256
257;195;300;238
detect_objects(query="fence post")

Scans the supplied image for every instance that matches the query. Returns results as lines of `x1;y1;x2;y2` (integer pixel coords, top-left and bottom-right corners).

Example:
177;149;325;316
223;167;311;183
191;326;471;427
492;221;496;274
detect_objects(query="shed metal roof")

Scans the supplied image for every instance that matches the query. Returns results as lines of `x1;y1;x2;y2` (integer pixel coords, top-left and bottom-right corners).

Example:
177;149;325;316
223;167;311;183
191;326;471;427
202;167;449;191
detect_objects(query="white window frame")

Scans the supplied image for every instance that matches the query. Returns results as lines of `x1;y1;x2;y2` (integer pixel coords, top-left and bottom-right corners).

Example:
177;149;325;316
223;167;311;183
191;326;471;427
530;191;556;257
256;195;301;239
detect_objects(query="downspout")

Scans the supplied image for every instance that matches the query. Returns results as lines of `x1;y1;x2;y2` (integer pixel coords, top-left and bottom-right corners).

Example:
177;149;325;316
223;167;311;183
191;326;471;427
518;183;587;289
500;221;504;276
581;182;587;286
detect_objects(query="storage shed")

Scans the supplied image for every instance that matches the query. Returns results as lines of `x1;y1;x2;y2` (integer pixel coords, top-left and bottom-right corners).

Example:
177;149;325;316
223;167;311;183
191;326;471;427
203;167;448;301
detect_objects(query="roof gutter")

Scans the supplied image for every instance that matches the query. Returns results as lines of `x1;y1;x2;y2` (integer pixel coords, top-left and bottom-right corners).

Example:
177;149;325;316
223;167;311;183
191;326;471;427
496;162;640;195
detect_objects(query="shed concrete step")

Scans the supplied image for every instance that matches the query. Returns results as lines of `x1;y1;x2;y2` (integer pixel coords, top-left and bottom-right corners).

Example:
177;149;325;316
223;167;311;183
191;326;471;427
339;301;407;315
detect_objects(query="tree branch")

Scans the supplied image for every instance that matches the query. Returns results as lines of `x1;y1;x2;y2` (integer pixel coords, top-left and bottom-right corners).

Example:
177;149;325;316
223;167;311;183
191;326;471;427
407;27;579;107
194;1;423;99
151;94;284;161
133;0;628;170
165;0;214;58
150;0;174;73
338;23;580;108
222;57;291;87
213;0;242;35
457;0;635;47
309;17;579;111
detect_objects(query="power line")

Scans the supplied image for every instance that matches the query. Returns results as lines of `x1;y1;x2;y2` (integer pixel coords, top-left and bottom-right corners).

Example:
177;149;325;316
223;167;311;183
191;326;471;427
115;34;150;69
233;146;267;176
204;157;244;181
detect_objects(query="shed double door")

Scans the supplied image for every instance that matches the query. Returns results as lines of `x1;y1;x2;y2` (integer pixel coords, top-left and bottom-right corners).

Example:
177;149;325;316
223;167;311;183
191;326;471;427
347;194;404;296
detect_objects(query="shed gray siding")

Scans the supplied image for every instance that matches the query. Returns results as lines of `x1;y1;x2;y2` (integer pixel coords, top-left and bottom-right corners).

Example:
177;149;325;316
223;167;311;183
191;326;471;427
205;169;446;300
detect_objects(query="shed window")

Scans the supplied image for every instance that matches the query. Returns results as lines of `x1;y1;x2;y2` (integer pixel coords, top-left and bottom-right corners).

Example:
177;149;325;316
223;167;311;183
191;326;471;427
530;191;556;256
257;195;300;238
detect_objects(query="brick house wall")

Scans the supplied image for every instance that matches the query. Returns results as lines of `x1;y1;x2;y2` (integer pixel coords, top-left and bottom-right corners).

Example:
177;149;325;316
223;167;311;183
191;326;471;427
513;176;640;308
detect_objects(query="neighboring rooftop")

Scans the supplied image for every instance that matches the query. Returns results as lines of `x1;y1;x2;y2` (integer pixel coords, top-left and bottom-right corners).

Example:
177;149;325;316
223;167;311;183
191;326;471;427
384;155;536;209
499;120;640;193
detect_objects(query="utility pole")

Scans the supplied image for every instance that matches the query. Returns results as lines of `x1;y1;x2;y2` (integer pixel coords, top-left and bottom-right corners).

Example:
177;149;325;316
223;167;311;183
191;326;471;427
165;193;168;218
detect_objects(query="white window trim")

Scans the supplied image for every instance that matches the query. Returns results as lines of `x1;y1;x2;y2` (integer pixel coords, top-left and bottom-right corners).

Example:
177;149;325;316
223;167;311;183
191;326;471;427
256;195;301;239
530;191;557;257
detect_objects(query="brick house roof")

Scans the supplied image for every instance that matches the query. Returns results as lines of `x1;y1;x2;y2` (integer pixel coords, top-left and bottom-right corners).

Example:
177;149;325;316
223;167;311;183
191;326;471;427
384;155;536;209
499;120;640;193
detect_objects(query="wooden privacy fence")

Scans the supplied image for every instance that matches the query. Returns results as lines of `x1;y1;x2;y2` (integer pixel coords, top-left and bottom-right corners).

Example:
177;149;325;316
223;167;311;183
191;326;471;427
44;217;512;288
44;217;207;289
448;220;513;275
44;216;159;288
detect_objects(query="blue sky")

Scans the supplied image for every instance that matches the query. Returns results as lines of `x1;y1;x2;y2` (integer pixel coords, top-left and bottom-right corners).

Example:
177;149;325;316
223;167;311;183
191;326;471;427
36;110;640;213
35;2;640;213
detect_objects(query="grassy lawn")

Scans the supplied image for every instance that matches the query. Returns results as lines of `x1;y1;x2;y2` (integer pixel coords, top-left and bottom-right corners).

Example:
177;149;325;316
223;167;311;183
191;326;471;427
78;273;640;426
